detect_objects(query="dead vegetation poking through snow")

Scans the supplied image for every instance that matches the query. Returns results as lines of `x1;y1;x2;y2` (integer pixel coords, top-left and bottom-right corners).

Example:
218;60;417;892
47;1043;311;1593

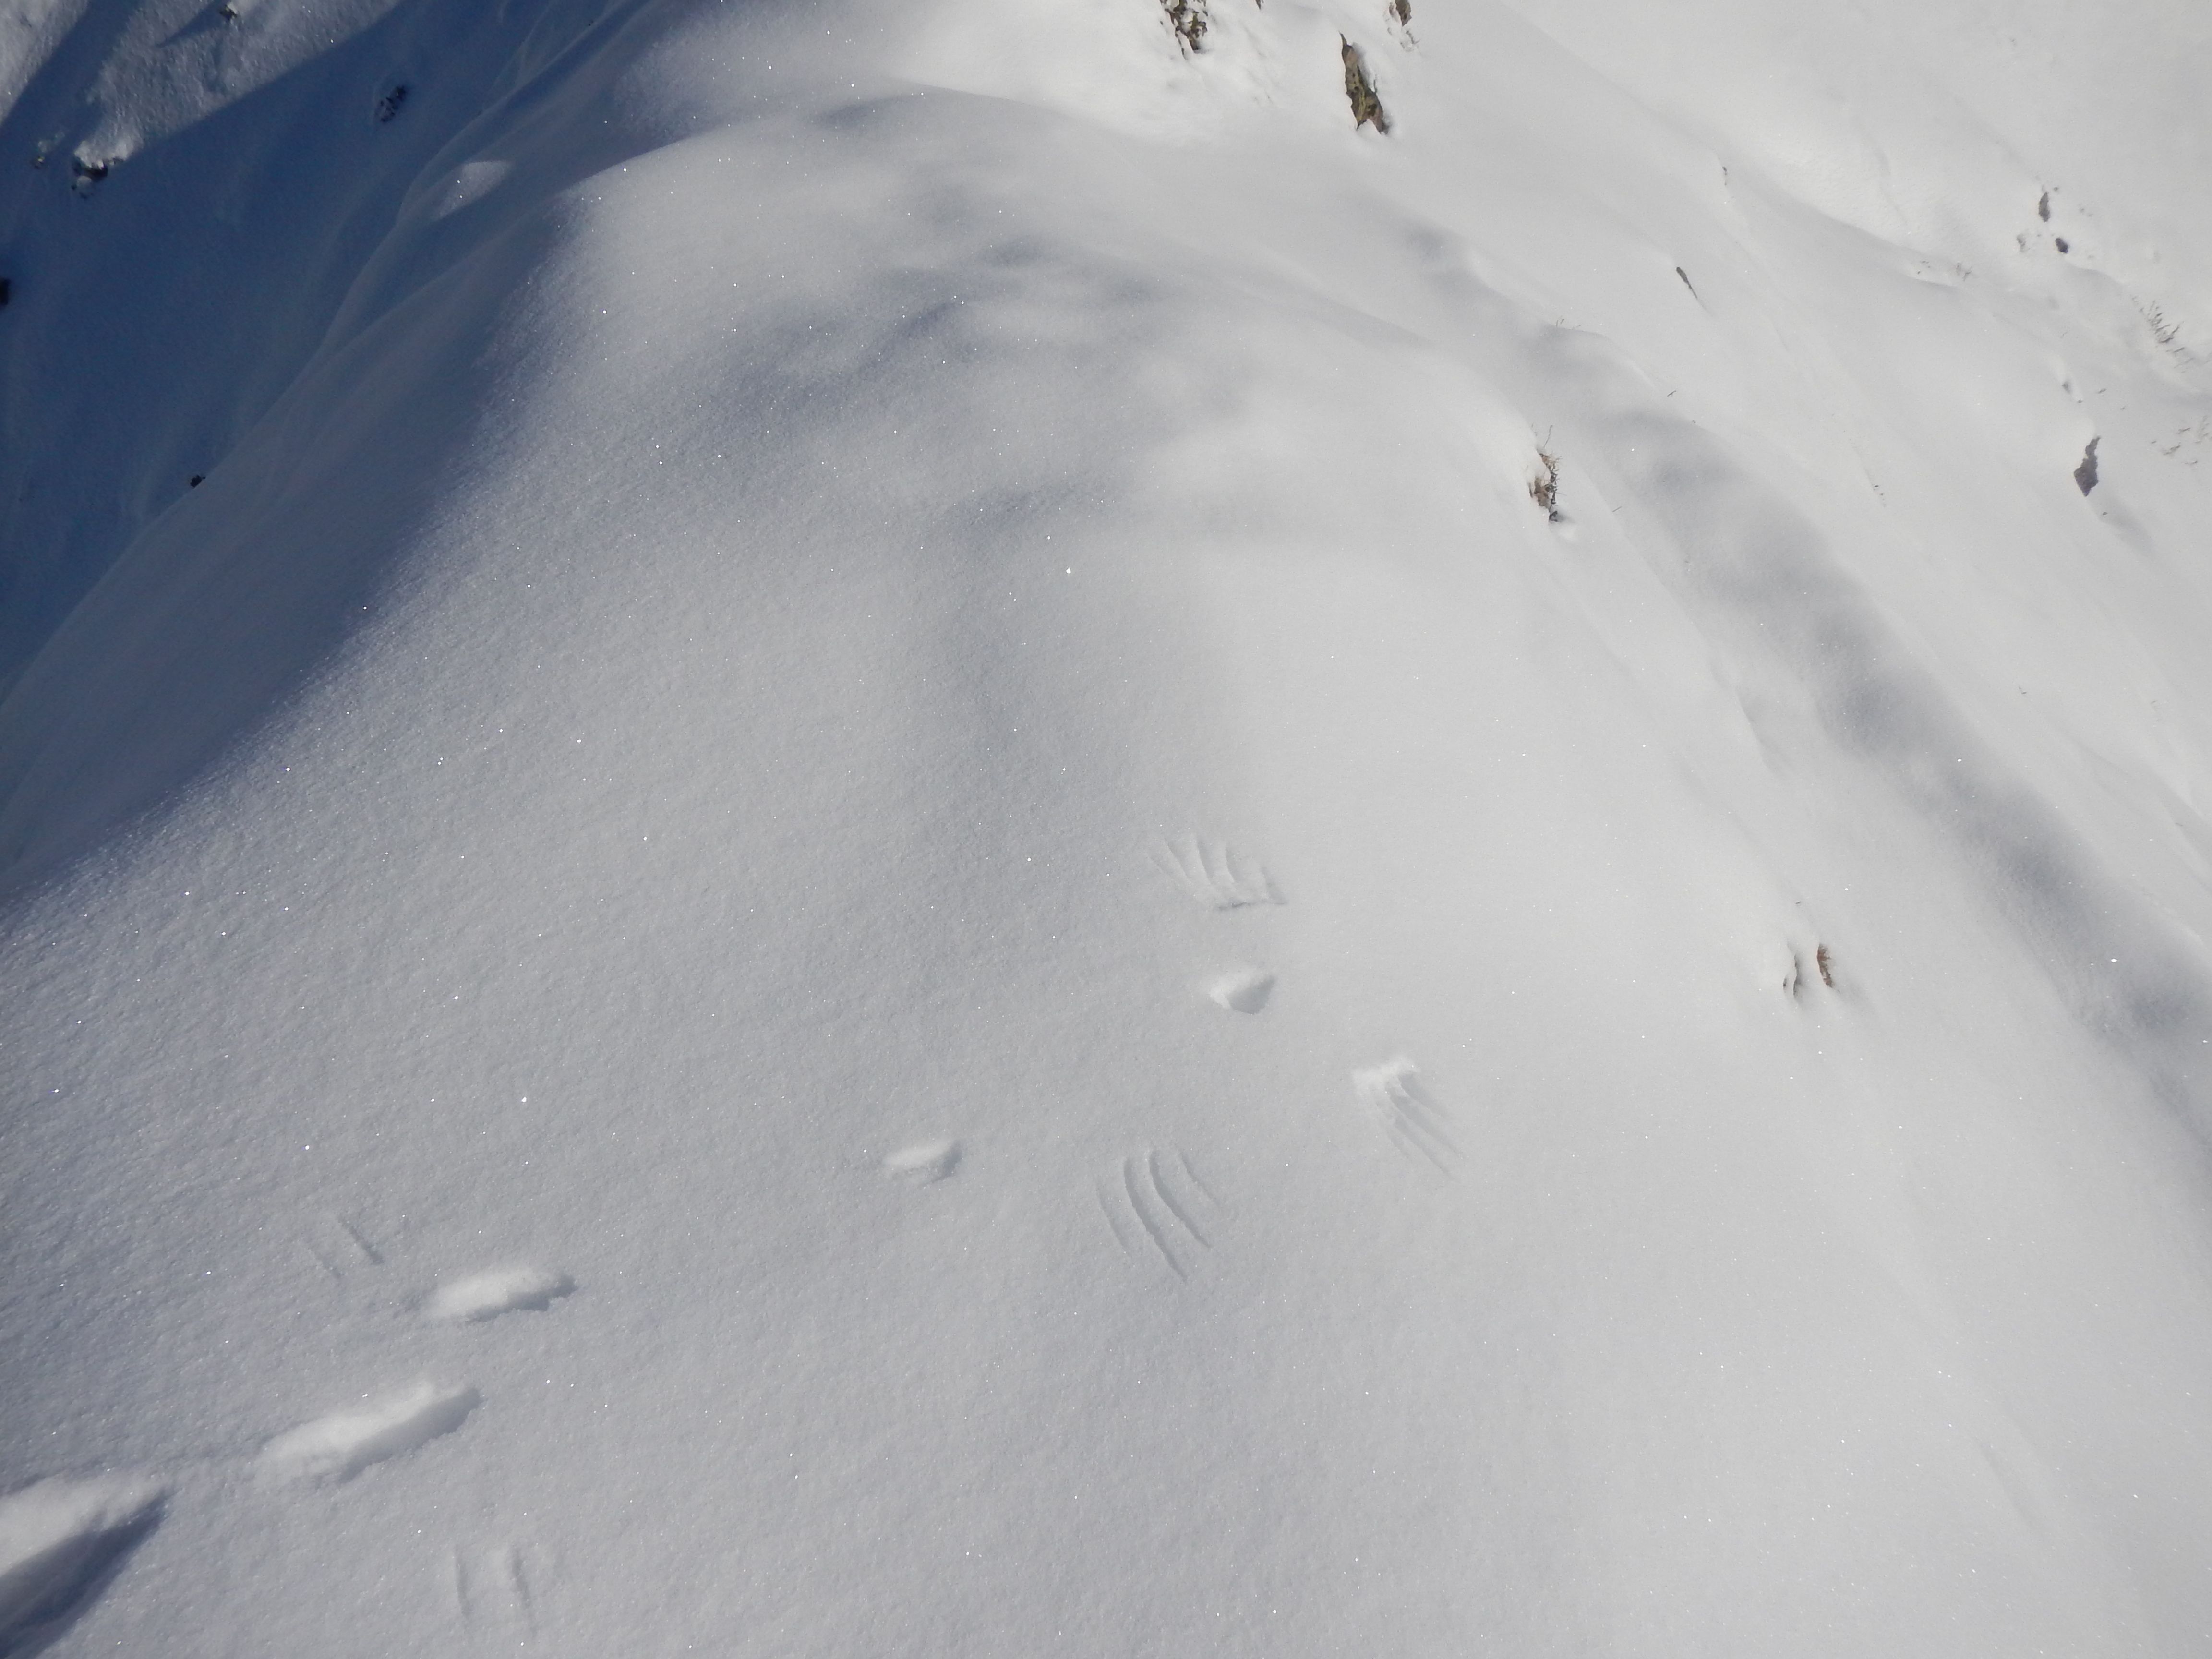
1342;38;1389;132
1162;0;1207;53
1530;438;1562;518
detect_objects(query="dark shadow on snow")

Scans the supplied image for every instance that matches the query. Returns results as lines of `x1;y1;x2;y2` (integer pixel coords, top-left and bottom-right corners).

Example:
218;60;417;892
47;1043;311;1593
0;0;710;903
0;1496;163;1659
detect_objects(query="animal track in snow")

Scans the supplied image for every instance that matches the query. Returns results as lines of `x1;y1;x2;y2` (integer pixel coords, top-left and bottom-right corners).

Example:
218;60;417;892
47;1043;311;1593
1206;967;1275;1012
1353;1059;1456;1170
1151;835;1280;910
1097;1148;1220;1280
881;1140;961;1184
258;1382;479;1485
0;1475;165;1655
452;1542;537;1635
303;1213;383;1280
424;1265;575;1323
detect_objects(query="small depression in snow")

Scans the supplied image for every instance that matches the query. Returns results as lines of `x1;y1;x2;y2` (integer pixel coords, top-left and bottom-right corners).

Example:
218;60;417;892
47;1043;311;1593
425;1265;575;1323
882;1141;961;1184
1207;968;1275;1013
258;1382;480;1485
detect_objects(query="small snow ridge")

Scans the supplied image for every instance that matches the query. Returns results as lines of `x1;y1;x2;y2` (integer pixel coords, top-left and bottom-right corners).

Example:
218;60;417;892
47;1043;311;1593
258;1382;480;1485
881;1141;961;1184
432;159;511;221
425;1265;575;1323
1151;835;1280;909
1207;968;1275;1013
1353;1058;1456;1170
0;1476;165;1653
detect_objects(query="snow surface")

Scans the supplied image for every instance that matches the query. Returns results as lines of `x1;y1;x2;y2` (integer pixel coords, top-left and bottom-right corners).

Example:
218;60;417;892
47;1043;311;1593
4;0;2212;1652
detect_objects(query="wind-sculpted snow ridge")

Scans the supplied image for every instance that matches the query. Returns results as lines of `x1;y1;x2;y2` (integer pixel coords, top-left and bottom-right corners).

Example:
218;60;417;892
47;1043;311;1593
4;0;2212;1652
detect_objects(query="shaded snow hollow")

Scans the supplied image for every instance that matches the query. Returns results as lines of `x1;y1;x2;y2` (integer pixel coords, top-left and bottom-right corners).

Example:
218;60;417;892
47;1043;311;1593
4;0;2212;1653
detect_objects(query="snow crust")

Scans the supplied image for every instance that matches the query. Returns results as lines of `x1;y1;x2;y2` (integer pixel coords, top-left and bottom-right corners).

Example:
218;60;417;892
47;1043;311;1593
3;0;2212;1652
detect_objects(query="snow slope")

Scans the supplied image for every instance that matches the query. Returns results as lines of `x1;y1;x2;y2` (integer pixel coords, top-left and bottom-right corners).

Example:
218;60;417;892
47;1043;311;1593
4;0;2212;1652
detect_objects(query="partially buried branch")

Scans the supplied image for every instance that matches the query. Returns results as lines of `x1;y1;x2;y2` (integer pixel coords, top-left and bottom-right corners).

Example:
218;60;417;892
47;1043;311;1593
1530;436;1562;519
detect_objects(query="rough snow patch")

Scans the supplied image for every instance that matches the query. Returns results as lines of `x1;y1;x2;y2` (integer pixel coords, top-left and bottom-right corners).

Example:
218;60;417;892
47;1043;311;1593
424;1265;575;1323
257;1382;480;1484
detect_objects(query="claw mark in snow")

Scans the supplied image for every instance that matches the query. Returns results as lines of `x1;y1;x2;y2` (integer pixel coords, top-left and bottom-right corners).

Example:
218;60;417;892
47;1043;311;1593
1354;1059;1455;1170
881;1140;961;1184
1098;1148;1219;1279
1152;836;1280;909
0;1475;165;1655
304;1213;382;1280
450;1542;538;1634
424;1265;574;1323
258;1382;480;1484
496;1544;536;1633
